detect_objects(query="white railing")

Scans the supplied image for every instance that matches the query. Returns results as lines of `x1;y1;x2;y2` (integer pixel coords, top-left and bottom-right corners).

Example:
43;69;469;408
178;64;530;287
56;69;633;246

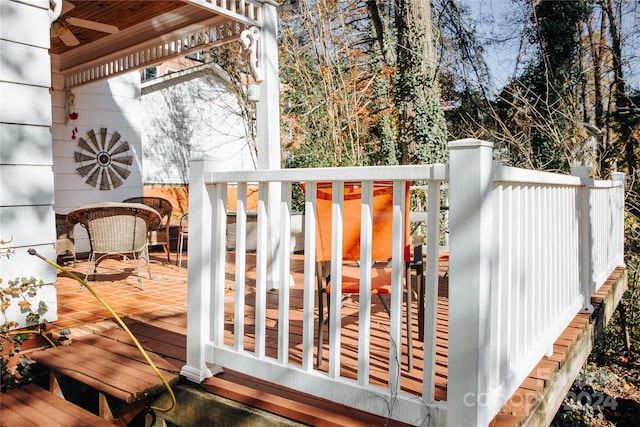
446;141;625;426
182;161;449;425
182;140;625;426
475;166;584;424
586;172;626;292
200;0;263;23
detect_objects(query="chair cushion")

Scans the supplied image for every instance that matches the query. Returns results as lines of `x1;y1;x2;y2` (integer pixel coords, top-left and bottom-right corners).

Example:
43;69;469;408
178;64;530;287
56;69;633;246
326;264;394;295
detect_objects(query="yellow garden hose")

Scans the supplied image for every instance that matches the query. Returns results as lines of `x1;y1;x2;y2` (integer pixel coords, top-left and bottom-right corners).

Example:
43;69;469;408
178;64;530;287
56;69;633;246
28;249;176;413
8;329;57;348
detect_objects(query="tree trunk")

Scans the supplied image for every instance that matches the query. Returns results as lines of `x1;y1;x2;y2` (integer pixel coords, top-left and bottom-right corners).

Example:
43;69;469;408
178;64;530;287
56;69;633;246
366;0;393;65
601;0;637;176
395;0;447;165
586;10;606;175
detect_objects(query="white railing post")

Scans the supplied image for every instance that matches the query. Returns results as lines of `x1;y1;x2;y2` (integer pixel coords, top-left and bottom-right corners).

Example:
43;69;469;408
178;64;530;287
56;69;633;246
255;2;282;290
447;139;495;426
181;158;221;382
612;172;625;266
301;182;318;371
572;165;595;312
422;179;440;403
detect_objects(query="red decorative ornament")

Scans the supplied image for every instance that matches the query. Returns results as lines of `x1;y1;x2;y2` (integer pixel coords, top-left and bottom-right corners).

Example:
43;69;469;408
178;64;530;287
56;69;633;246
69;112;79;140
67;91;79;141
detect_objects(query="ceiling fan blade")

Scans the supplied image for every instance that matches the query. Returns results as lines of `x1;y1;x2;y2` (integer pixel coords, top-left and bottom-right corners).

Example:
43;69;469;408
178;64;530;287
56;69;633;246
65;17;119;34
54;22;80;46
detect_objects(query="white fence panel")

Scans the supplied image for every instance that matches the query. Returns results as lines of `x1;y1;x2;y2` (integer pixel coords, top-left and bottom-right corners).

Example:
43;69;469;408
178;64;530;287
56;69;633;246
488;176;583;419
183;163;448;425
183;140;625;426
590;177;626;291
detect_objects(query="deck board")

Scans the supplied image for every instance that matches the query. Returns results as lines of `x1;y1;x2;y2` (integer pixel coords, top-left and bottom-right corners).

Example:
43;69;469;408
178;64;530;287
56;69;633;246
202;371;414;427
30;334;180;403
1;384;114;427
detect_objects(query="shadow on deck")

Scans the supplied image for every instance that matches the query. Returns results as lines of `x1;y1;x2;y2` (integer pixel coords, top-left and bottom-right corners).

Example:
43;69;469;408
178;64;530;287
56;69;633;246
34;250;627;426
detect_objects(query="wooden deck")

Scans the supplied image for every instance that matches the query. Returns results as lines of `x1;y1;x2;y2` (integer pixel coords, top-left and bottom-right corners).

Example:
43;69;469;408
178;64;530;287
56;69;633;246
20;251;627;426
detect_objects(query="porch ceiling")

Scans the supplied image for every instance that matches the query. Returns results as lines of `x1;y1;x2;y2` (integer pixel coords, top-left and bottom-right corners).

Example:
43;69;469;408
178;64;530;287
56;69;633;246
50;0;264;89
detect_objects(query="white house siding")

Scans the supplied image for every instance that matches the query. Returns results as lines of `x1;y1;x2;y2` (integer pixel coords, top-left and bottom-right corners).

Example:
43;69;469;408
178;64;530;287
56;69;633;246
141;66;256;186
0;0;57;327
51;72;144;253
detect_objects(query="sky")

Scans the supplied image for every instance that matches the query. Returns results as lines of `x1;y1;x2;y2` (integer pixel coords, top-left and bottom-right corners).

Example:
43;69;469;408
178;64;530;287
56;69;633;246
460;0;640;93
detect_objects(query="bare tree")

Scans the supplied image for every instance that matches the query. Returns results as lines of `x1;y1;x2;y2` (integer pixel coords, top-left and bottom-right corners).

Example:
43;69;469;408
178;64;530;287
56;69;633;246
279;0;384;167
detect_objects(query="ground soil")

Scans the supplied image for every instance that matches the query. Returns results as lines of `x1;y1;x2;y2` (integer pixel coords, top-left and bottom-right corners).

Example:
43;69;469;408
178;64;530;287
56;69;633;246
552;311;640;426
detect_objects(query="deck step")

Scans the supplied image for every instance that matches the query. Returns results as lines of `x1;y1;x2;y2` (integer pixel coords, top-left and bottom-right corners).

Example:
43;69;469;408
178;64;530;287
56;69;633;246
29;332;179;424
0;383;114;427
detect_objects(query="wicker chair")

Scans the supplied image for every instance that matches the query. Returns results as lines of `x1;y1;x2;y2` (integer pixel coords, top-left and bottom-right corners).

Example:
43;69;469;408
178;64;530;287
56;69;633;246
67;202;162;290
55;213;76;266
123;197;173;263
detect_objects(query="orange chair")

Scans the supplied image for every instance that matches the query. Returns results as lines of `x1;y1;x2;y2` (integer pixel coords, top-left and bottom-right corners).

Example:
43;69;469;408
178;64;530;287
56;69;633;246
312;181;415;369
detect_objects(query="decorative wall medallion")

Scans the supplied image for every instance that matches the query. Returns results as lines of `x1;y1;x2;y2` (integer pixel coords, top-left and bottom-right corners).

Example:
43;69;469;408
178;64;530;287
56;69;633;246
74;128;132;190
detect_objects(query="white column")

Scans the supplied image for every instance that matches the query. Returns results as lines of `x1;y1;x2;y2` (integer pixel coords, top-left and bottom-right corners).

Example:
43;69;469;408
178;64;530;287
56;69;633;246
256;3;282;289
0;0;57;327
447;139;495;426
571;165;595;312
181;158;219;382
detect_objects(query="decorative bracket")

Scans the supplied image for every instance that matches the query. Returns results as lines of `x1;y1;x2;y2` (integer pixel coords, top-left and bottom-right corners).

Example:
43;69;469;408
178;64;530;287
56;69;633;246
240;26;263;83
48;0;63;24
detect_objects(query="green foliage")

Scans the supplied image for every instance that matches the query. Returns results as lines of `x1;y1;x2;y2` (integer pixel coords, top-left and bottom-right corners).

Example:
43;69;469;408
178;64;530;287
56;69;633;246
0;276;53;391
480;0;602;172
530;0;592;83
444;89;483;140
0;277;48;332
1;333;37;392
591;260;640;369
614;90;640;177
366;59;400;166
